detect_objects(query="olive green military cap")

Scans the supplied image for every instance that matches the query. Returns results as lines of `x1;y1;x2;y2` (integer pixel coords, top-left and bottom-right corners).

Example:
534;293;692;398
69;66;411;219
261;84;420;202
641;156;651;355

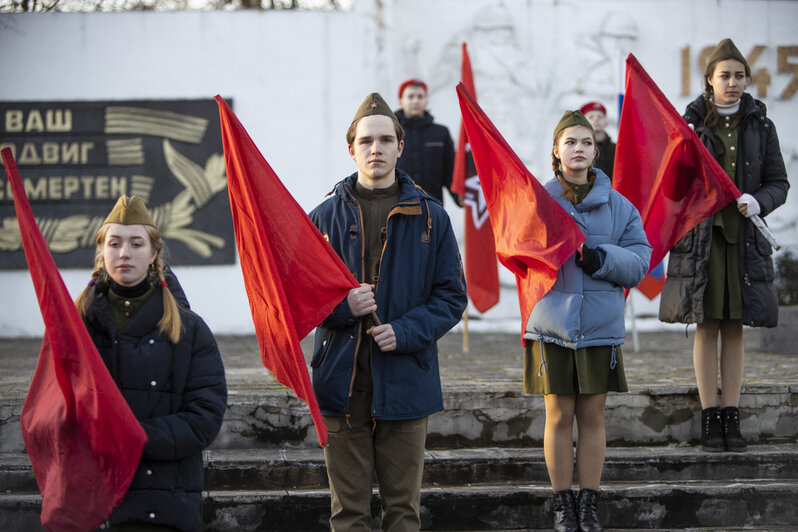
103;195;156;227
351;92;397;124
706;38;750;76
553;110;594;143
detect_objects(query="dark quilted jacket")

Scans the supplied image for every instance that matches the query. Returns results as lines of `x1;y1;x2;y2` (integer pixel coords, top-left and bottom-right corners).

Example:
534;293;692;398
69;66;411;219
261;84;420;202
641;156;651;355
394;109;456;203
84;277;227;531
659;93;789;327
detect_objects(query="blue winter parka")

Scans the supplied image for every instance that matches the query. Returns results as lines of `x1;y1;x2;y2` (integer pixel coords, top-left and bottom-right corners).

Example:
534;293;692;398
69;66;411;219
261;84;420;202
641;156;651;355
308;171;467;420
524;170;651;349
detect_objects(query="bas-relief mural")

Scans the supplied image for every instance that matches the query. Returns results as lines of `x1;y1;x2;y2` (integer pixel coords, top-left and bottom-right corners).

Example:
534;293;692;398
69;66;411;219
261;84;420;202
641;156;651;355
564;10;639;118
393;1;797;249
429;3;554;169
398;3;638;177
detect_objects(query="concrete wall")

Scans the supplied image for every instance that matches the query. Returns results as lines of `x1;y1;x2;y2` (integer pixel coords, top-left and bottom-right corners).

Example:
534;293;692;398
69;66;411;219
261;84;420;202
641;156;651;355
1;0;797;337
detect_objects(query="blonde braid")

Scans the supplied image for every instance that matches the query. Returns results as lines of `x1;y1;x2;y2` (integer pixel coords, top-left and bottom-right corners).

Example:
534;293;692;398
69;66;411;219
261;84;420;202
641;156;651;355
146;226;183;343
75;268;104;321
75;225;111;320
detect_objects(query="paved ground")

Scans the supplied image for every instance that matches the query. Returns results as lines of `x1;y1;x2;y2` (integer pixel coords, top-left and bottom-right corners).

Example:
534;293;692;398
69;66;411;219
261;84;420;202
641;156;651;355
2;328;797;402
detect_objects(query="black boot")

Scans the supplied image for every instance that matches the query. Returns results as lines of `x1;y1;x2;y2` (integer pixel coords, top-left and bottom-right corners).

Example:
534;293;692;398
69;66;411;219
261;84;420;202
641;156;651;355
552;489;578;532
721;406;747;452
577;488;603;532
700;407;724;452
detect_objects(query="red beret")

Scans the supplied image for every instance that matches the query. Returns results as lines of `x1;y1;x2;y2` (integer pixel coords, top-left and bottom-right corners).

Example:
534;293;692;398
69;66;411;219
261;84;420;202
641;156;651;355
579;101;607;116
398;78;428;99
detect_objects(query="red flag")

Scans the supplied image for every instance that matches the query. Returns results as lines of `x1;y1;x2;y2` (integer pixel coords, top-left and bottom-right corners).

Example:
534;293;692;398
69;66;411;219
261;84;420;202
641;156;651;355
216;96;358;447
451;42;500;313
613;54;741;271
3;148;147;532
455;84;586;334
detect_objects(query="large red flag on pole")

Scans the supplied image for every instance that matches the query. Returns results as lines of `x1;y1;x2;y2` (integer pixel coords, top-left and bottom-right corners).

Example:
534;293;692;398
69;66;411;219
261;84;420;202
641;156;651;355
615;53;665;300
216;96;358;447
451;42;500;313
3;147;147;532
613;54;741;271
455;84;586;335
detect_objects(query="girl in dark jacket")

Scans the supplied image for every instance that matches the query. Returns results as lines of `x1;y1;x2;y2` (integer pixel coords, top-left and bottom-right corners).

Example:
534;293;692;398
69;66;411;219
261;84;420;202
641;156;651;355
75;195;227;531
659;38;789;453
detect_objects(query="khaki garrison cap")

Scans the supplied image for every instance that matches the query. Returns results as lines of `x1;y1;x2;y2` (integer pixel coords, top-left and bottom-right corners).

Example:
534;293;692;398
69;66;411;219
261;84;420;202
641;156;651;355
350;92;397;125
103;195;156;227
706;38;751;76
553;110;594;143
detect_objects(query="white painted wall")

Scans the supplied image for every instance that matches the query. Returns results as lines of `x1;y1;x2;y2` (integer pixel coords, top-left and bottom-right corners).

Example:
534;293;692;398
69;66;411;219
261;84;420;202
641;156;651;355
1;0;797;337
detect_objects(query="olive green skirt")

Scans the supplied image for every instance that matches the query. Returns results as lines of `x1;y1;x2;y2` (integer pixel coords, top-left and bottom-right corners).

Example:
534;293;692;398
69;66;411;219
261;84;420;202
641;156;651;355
704;226;743;321
523;341;628;395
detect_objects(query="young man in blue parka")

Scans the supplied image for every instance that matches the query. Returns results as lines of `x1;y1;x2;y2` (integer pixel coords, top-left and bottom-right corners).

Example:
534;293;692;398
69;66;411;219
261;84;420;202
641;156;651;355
309;92;467;531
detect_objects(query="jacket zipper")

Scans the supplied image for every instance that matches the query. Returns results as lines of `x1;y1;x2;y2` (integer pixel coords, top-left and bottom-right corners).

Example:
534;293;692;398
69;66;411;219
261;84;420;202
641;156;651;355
367;199;424;416
344;185;366;404
342;180;424;419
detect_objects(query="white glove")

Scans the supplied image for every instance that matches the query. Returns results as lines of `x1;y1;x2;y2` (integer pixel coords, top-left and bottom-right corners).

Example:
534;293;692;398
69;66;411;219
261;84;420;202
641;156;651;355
737;193;761;218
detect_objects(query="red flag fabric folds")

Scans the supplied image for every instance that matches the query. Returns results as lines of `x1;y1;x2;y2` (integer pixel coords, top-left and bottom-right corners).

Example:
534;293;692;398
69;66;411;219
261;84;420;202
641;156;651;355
451;42;500;313
613;54;741;271
455;84;586;334
3;147;147;532
216;96;358;447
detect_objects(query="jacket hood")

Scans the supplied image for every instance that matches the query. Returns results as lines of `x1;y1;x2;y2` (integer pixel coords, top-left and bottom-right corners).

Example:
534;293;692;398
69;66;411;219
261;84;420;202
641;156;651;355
544;168;612;211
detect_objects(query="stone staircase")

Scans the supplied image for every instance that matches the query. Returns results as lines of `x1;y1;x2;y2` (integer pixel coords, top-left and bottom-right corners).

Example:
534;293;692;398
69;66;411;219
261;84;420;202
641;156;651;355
0;331;796;530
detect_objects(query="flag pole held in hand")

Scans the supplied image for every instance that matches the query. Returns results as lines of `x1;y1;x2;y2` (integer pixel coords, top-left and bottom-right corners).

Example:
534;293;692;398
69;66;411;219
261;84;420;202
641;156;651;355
751;215;781;251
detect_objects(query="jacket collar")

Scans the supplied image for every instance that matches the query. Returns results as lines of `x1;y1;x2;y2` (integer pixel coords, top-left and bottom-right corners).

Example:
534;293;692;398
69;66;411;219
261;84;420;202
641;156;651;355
337;169;436;205
88;284;166;338
545;169;612;211
688;92;766;122
394;109;435;128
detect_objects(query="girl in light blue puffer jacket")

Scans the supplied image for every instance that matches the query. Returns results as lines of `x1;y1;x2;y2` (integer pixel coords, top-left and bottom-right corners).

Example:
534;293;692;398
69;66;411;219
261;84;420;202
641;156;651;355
523;110;650;532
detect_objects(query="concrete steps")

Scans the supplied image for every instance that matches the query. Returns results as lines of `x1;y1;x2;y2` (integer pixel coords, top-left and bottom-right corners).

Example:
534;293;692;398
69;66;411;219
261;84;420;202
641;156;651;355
2;478;796;530
211;383;798;450
3;445;797;493
3;386;797;453
2;444;797;530
197;481;798;530
202;444;798;489
208;383;798;451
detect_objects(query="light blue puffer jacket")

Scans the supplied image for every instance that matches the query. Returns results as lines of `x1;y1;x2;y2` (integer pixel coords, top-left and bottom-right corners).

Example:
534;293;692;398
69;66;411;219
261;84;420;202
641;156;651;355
524;170;651;349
